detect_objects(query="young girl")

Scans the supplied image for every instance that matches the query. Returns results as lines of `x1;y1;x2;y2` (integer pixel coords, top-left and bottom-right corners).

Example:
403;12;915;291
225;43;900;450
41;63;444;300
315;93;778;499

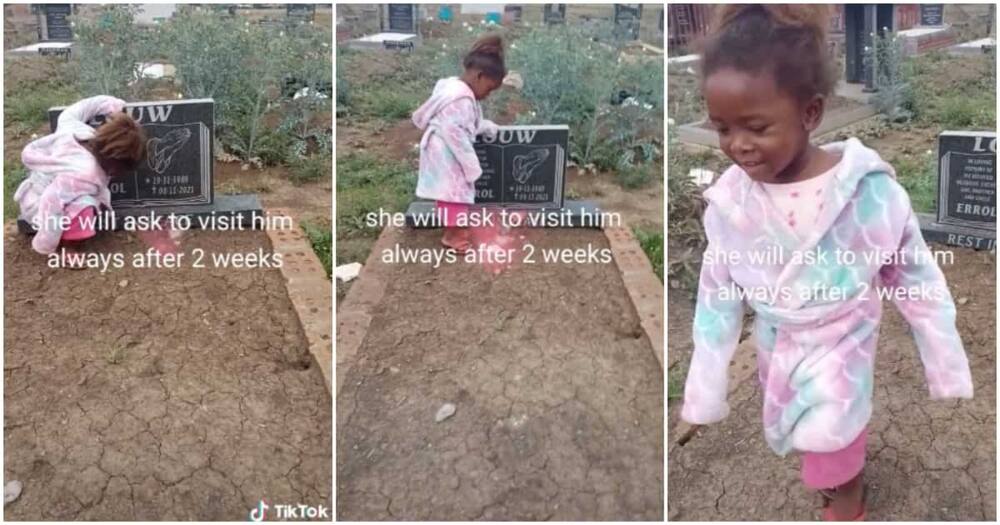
412;34;505;253
15;95;146;258
680;5;973;521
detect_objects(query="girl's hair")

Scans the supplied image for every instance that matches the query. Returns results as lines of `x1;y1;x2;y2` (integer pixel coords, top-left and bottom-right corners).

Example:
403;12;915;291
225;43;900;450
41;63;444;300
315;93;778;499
93;112;146;168
464;33;507;81
699;5;836;103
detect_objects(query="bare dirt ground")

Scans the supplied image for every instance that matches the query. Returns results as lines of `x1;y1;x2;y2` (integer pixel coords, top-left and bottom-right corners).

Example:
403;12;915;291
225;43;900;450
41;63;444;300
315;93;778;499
667;246;996;520
337;228;663;520
4;228;332;520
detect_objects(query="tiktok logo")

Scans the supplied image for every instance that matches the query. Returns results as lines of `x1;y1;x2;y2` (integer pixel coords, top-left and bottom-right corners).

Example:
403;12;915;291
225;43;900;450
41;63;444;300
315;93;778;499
249;500;269;522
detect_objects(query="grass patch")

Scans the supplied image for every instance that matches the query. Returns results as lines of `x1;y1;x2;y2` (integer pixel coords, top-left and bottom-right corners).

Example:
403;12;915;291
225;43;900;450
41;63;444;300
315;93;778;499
290;154;331;185
893;154;936;215
336;152;415;264
4;84;80;127
633;227;663;282
352;87;423;121
4;164;28;221
301;219;332;279
667;366;685;401
908;52;995;129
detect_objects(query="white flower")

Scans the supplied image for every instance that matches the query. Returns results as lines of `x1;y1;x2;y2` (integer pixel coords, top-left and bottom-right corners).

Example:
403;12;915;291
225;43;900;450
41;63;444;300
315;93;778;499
31;133;38;139
177;93;183;99
70;21;75;27
462;22;468;27
279;31;284;37
442;43;447;49
511;43;516;49
245;21;250;27
926;149;933;155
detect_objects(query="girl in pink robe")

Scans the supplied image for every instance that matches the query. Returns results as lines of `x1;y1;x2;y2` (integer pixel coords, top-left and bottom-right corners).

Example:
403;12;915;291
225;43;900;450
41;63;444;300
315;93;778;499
16;95;146;261
412;34;504;253
680;6;973;520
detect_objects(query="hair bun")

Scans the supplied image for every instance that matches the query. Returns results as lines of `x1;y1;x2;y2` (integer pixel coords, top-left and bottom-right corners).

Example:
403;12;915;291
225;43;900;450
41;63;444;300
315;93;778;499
470;33;504;60
711;5;830;49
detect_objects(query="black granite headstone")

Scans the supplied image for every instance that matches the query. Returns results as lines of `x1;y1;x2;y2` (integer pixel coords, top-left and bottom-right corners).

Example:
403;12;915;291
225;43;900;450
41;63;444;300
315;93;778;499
49;99;214;208
544;4;566;25
387;4;415;33
920;4;945;26
919;131;996;250
44;4;73;42
473;126;568;209
614;4;642;40
286;4;315;23
504;5;523;24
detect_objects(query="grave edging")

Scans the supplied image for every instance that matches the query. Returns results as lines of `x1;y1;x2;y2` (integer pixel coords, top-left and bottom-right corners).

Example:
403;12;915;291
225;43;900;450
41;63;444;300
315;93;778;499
603;223;664;370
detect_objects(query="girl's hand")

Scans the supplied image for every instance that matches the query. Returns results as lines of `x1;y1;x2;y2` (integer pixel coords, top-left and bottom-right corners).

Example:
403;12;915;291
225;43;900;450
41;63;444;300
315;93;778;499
479;119;499;141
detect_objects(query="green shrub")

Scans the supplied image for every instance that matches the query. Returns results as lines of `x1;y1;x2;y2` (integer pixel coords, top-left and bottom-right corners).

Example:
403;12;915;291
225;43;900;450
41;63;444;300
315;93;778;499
301;219;332;278
893;154;936;214
336;153;415;237
4;164;28;221
72;5;151;99
290;154;330;184
634;227;664;281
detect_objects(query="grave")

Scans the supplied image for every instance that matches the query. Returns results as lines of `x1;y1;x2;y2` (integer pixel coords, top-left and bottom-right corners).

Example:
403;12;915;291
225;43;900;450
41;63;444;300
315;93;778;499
614;4;642;41
7;4;74;57
347;4;420;50
920;4;945;27
17;99;262;234
406;125;601;227
503;5;523;24
544;4;566;25
287;4;316;24
384;4;417;33
919;131;996;250
41;4;73;42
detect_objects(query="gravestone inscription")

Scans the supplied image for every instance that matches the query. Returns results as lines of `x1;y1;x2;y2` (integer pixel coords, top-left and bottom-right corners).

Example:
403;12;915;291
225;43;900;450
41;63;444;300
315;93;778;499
544;4;566;25
473;125;568;209
44;4;73;42
920;4;945;27
49;99;214;208
614;4;642;40
387;4;416;33
920;131;996;250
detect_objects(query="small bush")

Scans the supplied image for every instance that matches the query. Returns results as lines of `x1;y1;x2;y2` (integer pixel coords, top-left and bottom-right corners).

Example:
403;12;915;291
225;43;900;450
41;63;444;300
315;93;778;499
893;154;936;214
301;219;332;279
73;5;151;99
616;163;654;190
5;165;28;221
634;227;664;281
355;89;422;120
290;154;330;184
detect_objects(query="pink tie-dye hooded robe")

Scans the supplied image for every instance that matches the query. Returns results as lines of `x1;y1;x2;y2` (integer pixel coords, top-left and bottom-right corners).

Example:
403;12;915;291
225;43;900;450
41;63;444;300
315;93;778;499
412;77;499;204
681;137;974;456
15;95;126;254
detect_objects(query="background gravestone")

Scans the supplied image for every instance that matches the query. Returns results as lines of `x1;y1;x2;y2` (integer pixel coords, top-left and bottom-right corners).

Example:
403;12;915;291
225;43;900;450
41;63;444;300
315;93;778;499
920;4;945;27
614;4;642;40
49;100;214;208
386;4;416;33
504;5;523;24
287;4;316;24
544;4;566;25
42;4;72;42
919;131;997;250
473;125;568;209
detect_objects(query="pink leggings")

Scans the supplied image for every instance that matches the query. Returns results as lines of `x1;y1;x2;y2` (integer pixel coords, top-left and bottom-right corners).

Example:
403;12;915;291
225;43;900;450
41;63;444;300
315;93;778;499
800;427;867;489
61;206;97;242
435;201;470;228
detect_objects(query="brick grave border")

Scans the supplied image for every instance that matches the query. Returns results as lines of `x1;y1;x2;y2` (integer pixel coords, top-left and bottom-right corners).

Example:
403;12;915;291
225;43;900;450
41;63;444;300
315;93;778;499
264;208;333;395
335;222;665;398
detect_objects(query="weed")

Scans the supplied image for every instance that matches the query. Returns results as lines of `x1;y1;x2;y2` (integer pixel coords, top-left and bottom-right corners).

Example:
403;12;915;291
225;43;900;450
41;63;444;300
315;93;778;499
301;219;332;278
4;165;28;221
634;227;664;281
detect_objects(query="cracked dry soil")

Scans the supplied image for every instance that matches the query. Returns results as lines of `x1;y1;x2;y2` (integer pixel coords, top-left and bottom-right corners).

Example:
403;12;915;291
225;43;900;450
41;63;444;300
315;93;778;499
668;246;996;520
337;228;664;520
4;229;332;520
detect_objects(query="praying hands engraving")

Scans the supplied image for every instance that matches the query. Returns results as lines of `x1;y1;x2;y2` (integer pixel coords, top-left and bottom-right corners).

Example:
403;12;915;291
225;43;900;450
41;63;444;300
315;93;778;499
147;128;192;174
511;148;549;184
